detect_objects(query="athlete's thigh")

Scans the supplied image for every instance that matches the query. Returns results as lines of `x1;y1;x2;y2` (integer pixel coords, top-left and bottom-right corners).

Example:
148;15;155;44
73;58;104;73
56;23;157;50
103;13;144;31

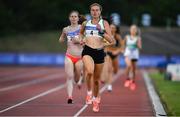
107;55;113;71
125;56;131;67
112;57;119;72
82;55;94;74
74;60;83;76
64;57;74;78
132;60;137;68
101;56;109;81
102;56;109;72
94;63;104;80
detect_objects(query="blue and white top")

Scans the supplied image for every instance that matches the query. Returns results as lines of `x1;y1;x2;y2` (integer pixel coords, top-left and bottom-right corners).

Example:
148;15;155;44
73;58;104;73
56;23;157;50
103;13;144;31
64;25;82;56
84;19;105;38
66;25;81;42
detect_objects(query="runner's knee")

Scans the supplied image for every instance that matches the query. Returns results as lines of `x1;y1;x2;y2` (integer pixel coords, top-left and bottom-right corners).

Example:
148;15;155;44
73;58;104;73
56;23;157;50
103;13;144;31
86;71;93;77
67;75;73;80
94;79;99;86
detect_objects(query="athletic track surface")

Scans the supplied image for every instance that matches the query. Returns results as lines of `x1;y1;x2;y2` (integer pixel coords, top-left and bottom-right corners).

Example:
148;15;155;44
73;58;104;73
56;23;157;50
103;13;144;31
0;66;154;116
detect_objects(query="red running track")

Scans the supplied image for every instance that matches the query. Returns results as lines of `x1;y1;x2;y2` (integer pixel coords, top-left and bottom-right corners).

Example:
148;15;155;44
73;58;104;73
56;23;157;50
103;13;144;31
0;66;154;116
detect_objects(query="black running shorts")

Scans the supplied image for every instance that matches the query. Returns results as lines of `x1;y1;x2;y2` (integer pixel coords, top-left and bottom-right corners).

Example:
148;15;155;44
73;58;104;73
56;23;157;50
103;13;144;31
82;45;105;64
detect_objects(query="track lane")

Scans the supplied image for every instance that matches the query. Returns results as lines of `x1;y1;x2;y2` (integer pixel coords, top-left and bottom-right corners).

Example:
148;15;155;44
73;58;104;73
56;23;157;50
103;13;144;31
79;71;154;116
0;68;64;89
0;70;122;116
0;67;155;116
0;68;66;112
0;67;46;78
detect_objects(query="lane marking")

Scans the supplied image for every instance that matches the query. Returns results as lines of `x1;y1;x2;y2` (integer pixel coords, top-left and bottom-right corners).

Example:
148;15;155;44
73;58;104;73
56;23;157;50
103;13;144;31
0;68;29;77
0;74;65;92
143;71;167;117
0;84;66;113
0;67;47;78
73;70;122;117
0;69;53;82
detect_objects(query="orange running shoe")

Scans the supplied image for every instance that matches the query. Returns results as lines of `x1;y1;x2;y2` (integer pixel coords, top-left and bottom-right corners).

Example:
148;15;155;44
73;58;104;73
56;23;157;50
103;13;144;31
124;79;131;88
86;95;92;105
93;98;99;112
130;82;136;91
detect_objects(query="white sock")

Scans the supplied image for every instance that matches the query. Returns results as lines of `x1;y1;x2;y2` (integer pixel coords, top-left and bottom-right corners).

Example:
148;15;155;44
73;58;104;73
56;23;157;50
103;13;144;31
107;84;112;90
87;90;92;96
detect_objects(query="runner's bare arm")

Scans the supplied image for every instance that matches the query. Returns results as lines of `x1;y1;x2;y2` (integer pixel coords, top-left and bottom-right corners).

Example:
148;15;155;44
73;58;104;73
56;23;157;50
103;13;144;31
121;36;127;53
71;25;84;44
114;34;124;54
103;20;115;45
59;28;66;43
137;37;142;49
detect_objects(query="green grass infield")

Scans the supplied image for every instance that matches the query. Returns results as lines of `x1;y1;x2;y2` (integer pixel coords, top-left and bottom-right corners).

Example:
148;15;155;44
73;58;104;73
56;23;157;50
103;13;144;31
150;72;180;116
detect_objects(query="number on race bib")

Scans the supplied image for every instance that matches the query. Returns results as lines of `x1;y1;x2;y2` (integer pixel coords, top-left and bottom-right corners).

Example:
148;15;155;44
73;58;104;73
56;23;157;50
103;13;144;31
90;31;93;35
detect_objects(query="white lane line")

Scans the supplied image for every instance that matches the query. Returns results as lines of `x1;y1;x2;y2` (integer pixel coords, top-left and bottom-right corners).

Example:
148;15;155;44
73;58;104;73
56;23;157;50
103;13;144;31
73;70;122;117
0;67;46;78
143;71;167;117
0;69;50;82
74;105;88;117
0;74;65;92
0;84;66;113
0;68;28;77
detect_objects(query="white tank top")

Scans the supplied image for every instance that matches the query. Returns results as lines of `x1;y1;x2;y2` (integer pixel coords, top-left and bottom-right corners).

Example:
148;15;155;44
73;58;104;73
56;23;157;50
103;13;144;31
84;19;105;38
126;35;139;50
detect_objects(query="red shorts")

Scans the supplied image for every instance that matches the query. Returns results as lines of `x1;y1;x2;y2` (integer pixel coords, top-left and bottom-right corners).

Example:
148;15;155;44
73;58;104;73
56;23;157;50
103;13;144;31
66;53;81;64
